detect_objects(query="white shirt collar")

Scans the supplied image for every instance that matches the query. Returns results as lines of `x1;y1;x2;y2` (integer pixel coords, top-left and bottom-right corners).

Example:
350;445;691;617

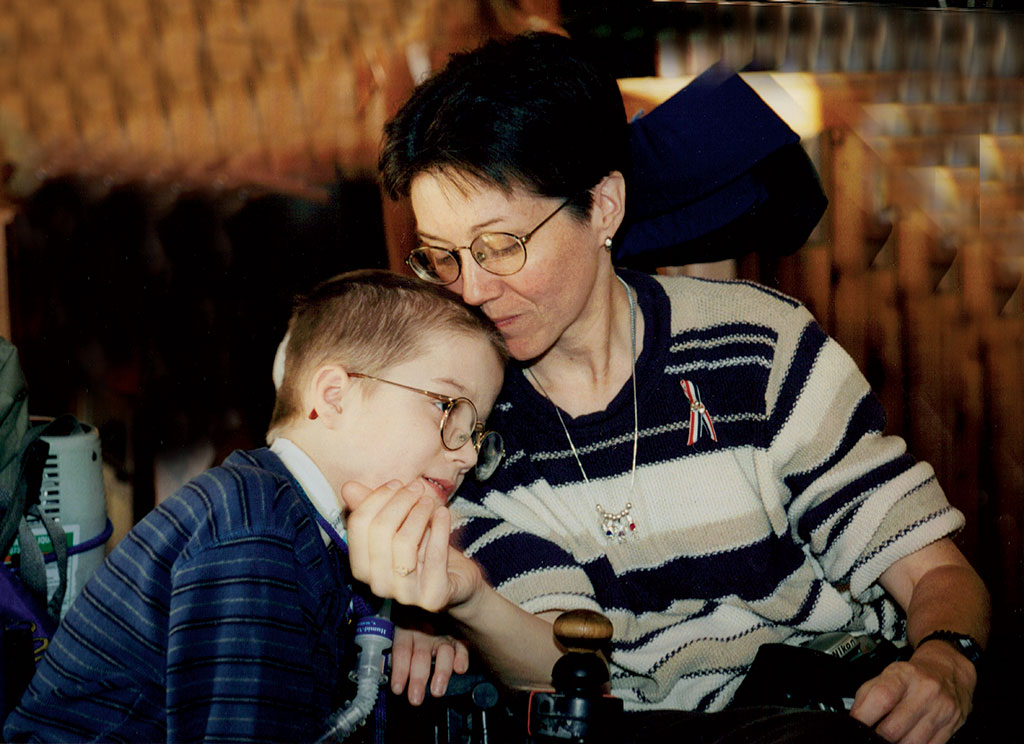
270;437;346;544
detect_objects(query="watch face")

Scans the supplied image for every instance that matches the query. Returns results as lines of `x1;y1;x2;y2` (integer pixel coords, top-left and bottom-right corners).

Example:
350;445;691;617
956;638;983;663
922;631;982;664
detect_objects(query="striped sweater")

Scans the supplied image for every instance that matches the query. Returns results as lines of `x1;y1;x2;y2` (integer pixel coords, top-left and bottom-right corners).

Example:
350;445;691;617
3;449;355;743
451;270;963;713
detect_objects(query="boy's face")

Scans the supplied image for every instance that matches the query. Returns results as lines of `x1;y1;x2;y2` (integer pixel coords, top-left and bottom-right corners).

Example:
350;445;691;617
333;330;504;504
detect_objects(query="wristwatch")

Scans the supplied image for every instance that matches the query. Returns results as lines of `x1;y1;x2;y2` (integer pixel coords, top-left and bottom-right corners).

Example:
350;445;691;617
917;630;983;667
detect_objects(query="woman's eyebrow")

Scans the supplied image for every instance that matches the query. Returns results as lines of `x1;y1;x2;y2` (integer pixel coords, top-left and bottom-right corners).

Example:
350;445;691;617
417;217;507;242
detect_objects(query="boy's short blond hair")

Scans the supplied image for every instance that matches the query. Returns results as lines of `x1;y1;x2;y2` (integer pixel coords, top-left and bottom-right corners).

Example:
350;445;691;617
267;269;507;441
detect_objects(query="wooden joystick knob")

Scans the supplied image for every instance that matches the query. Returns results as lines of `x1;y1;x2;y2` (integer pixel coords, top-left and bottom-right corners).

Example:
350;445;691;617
553;609;614;653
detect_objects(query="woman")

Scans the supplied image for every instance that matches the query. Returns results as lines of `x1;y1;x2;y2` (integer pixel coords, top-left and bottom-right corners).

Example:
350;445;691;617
342;32;989;744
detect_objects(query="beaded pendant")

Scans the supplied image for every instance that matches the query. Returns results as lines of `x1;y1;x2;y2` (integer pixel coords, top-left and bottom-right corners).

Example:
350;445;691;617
597;502;636;543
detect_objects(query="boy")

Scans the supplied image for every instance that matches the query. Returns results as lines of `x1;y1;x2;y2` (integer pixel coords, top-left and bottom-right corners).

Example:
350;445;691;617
3;269;507;743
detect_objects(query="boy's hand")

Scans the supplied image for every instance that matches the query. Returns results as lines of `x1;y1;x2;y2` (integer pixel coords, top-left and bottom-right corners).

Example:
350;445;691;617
341;480;483;612
391;625;469;705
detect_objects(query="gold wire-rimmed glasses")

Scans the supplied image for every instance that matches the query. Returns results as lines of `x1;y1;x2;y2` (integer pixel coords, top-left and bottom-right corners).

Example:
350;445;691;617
405;199;571;286
348;372;505;481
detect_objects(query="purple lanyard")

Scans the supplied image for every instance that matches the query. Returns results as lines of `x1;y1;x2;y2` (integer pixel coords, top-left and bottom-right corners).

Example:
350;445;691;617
314;512;348;555
313;511;379;620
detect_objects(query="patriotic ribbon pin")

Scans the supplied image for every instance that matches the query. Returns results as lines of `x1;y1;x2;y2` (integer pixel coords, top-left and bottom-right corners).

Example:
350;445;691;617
680;379;718;445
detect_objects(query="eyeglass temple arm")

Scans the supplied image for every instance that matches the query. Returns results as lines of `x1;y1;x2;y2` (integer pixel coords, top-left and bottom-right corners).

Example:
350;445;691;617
522;199;570;242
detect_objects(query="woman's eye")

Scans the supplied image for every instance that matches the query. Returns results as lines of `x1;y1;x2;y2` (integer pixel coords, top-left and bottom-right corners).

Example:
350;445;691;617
490;244;520;258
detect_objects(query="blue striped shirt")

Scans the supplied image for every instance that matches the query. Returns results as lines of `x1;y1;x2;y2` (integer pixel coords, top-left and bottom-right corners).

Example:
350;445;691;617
4;448;356;743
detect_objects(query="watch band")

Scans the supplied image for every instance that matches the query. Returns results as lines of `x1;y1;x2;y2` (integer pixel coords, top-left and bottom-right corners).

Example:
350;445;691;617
917;630;983;667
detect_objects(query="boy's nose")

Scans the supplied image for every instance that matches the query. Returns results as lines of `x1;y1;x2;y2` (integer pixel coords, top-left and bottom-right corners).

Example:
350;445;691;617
446;436;479;473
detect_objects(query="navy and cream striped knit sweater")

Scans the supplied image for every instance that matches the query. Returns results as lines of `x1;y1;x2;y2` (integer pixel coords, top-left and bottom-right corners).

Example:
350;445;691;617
3;448;355;743
451;270;963;714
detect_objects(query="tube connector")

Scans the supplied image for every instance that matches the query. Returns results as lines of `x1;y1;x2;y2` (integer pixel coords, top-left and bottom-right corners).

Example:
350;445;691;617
315;612;394;743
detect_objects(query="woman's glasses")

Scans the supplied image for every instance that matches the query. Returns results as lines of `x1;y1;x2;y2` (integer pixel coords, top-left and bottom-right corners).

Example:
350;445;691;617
406;199;570;286
348;372;504;481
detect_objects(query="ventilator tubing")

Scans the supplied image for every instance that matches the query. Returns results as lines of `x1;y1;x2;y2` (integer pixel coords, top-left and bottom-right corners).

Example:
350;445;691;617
316;606;394;743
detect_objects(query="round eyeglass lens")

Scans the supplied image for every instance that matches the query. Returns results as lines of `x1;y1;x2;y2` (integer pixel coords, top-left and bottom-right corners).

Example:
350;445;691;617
408;248;460;284
442;399;477;450
475;431;505;481
471;234;527;275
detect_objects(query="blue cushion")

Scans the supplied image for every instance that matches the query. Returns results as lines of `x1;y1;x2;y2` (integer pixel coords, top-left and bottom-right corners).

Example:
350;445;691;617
619;64;812;264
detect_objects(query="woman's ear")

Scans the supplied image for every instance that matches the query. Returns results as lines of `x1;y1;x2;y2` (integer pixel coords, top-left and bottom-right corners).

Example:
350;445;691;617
309;364;351;425
592;170;627;240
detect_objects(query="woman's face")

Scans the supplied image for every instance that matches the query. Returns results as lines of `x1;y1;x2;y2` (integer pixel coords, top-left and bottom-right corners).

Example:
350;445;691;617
409;173;610;362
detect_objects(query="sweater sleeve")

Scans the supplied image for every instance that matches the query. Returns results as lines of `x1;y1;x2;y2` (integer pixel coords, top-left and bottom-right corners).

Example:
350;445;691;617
760;303;964;599
166;532;320;743
451;481;605;617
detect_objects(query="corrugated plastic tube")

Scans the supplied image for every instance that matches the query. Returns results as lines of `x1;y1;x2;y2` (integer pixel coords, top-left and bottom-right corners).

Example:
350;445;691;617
315;601;394;743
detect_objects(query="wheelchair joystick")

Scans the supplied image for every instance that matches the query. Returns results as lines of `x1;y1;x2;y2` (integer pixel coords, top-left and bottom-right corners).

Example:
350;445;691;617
527;610;624;743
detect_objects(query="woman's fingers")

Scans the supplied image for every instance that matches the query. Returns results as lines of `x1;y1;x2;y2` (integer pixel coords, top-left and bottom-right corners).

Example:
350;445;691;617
391;495;435;578
341;480;460;611
419;507;451;595
339;480;374;512
343;480;424;584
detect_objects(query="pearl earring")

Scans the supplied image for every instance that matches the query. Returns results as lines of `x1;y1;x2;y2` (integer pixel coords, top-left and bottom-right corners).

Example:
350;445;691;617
604;237;613;251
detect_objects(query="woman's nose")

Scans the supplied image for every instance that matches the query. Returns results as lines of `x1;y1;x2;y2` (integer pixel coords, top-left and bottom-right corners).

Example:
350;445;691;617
455;252;500;307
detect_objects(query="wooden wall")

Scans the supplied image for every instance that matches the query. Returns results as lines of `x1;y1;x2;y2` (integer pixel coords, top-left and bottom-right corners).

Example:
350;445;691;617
758;73;1023;622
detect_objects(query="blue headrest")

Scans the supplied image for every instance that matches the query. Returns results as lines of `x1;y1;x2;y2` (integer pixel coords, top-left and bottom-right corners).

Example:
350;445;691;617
618;64;806;263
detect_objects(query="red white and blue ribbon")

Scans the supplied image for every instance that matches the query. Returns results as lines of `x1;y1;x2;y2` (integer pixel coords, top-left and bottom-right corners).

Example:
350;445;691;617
680;379;717;445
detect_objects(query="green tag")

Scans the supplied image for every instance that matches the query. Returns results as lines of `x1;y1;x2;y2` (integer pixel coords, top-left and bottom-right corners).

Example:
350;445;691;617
6;529;74;556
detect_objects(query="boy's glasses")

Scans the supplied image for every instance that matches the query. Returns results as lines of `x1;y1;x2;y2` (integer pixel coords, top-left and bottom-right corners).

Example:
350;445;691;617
348;372;505;482
405;199;570;286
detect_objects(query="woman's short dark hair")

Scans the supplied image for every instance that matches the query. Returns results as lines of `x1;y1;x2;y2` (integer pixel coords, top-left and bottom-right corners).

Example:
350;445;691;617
379;32;629;219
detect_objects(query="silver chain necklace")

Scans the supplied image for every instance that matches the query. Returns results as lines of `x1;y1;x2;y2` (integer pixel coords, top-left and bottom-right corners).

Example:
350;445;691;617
526;274;638;543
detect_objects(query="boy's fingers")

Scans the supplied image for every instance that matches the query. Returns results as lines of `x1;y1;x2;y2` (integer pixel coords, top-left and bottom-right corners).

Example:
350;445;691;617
406;636;434;706
390;630;413;695
453;640;470;674
430;643;455;697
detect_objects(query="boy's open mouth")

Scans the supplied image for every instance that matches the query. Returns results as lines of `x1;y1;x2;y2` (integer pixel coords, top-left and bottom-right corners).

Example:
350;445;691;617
423;475;454;501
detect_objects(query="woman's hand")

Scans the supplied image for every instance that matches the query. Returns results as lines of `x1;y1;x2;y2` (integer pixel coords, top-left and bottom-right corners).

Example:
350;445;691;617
852;539;989;744
340;480;483;612
391;624;470;705
342;479;564;691
849;640;976;744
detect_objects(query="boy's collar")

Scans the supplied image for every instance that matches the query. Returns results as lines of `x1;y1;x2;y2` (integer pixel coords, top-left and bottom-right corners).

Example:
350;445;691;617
270;437;346;544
